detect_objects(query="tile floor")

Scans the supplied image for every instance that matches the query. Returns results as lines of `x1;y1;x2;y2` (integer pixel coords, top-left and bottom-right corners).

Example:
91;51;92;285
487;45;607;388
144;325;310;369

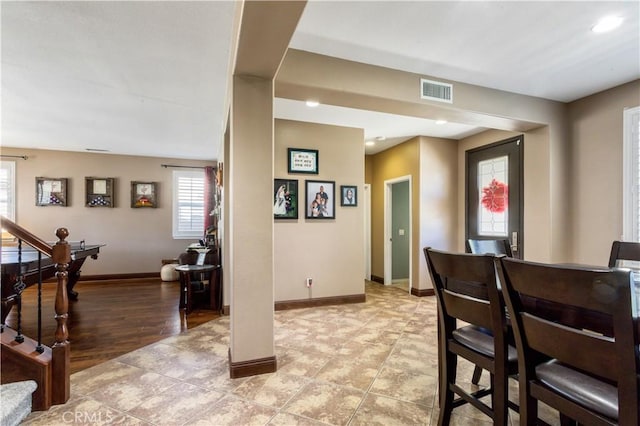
23;282;560;425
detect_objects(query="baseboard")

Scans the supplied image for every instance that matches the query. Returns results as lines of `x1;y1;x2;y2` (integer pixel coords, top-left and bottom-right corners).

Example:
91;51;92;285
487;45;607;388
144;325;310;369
77;273;159;282
370;275;384;284
274;293;365;311
228;349;277;378
411;287;435;297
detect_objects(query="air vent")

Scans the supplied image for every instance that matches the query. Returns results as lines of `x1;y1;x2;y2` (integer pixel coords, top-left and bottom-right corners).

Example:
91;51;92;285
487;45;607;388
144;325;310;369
420;78;453;103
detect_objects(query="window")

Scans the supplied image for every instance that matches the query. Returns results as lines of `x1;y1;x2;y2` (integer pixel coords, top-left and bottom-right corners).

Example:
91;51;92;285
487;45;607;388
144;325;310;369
0;161;16;221
173;170;205;239
623;106;640;241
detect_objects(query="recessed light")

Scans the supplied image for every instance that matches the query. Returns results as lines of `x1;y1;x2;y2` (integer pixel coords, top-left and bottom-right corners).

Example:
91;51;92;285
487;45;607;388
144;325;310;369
435;119;448;125
365;141;376;146
305;100;319;107
375;136;386;141
592;15;623;33
86;148;110;152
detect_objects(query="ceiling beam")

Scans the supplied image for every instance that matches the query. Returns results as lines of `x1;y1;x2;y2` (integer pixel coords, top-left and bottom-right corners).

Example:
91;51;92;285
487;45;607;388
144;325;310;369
235;0;307;79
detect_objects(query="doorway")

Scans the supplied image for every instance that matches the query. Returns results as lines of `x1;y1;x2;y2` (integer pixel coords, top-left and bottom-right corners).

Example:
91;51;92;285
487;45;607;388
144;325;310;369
364;184;371;280
466;136;523;257
384;175;412;291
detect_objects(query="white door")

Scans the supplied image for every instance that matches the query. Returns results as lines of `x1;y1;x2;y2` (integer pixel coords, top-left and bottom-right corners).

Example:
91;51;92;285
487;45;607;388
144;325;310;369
364;184;371;280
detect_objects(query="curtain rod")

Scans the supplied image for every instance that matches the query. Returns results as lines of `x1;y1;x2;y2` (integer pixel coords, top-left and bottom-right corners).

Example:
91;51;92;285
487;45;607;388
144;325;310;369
1;155;28;160
161;164;207;169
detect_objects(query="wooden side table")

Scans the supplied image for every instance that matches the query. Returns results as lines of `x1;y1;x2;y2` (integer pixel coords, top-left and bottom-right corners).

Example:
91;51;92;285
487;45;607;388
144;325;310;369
174;264;220;314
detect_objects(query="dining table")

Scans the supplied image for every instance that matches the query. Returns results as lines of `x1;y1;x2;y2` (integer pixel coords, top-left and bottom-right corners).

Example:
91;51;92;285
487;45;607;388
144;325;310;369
541;264;640;339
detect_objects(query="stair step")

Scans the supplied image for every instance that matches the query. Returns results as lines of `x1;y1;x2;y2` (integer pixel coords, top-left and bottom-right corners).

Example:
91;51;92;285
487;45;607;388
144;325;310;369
1;327;53;410
1;380;37;426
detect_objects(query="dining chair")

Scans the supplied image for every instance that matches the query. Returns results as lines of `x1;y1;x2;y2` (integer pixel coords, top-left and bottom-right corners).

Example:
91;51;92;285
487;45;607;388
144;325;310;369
608;240;640;268
424;247;518;425
497;257;639;425
465;238;513;385
466;238;513;258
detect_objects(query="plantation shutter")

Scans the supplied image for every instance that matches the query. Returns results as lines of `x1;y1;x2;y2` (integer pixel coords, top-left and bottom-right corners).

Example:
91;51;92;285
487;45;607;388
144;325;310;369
173;170;205;238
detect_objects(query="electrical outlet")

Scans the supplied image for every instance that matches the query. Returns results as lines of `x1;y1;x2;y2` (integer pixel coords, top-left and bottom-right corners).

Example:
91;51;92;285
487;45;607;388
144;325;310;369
306;277;312;287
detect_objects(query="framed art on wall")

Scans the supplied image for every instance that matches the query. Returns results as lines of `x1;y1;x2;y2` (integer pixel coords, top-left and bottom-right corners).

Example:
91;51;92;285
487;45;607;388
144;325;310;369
288;148;318;174
340;185;357;206
305;180;335;219
273;179;298;219
36;177;68;206
86;177;114;207
131;181;157;208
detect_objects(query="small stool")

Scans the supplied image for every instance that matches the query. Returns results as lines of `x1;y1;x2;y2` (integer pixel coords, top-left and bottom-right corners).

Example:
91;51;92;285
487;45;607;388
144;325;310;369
160;263;179;282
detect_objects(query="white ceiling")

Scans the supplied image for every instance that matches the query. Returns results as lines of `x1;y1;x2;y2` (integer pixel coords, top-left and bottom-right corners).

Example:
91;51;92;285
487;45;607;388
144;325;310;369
2;1;639;159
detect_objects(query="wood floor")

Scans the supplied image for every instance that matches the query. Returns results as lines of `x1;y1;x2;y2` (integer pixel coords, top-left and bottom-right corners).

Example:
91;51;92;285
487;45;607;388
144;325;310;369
3;278;220;374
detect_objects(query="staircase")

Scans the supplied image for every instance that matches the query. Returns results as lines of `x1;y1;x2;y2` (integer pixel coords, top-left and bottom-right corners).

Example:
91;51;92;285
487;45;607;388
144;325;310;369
1;216;72;412
0;380;37;426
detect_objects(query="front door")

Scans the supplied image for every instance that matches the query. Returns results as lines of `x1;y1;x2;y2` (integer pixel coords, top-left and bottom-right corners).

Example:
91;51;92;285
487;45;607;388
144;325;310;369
466;136;523;258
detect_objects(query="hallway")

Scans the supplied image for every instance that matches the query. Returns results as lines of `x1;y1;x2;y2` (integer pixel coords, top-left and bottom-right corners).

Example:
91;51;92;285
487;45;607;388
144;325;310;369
24;282;559;425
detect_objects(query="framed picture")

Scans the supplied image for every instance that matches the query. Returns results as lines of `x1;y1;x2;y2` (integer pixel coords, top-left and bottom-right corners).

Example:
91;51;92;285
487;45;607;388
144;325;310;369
131;181;157;208
340;185;358;207
305;180;335;219
273;179;298;219
288;148;318;174
86;177;114;207
36;177;68;206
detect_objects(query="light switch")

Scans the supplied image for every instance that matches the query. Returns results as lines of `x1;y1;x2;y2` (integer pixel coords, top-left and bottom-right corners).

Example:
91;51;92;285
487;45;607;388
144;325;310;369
398;229;405;236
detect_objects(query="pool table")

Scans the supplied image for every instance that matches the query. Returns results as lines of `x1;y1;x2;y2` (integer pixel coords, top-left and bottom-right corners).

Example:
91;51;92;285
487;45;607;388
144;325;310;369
1;242;102;323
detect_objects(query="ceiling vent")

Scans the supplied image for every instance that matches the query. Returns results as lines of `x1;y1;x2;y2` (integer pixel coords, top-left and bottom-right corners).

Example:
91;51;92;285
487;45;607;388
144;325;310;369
420;78;453;103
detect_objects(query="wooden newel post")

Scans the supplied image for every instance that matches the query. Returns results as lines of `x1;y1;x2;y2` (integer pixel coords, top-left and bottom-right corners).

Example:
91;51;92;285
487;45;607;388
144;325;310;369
51;227;71;405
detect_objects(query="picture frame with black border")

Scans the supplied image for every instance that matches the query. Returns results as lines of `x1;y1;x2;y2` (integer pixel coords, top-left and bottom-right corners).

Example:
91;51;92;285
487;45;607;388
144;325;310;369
305;180;335;219
131;181;157;208
340;185;357;207
36;177;68;206
273;178;298;219
288;148;319;174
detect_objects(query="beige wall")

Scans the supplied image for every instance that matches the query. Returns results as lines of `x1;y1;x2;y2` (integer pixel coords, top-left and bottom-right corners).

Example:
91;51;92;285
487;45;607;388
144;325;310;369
457;128;558;263
366;136;457;291
367;138;420;284
2;147;214;275
277;49;571;264
568;80;640;266
364;155;374;185
417;136;458;289
228;74;276;364
274;119;365;301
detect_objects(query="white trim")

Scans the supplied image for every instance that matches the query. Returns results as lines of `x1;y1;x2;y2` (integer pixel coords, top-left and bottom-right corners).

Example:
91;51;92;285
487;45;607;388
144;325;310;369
384;175;412;293
623;106;640;241
364;184;371;280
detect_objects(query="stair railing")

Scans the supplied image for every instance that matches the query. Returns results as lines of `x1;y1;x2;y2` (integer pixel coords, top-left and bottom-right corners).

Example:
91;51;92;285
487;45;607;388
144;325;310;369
1;216;71;406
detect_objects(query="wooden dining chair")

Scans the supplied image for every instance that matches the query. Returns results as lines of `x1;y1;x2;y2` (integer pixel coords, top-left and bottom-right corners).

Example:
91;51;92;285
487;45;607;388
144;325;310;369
424;247;518;425
466;238;513;258
608;240;640;267
465;238;513;385
497;257;639;426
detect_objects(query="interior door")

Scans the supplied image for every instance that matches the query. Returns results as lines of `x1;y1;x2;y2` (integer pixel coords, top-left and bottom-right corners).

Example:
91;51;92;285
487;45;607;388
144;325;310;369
466;136;523;258
391;180;410;281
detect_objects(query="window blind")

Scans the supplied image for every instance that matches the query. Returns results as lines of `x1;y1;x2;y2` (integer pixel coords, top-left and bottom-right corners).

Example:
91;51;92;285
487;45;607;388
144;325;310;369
173;170;205;239
0;161;16;221
623;106;640;241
